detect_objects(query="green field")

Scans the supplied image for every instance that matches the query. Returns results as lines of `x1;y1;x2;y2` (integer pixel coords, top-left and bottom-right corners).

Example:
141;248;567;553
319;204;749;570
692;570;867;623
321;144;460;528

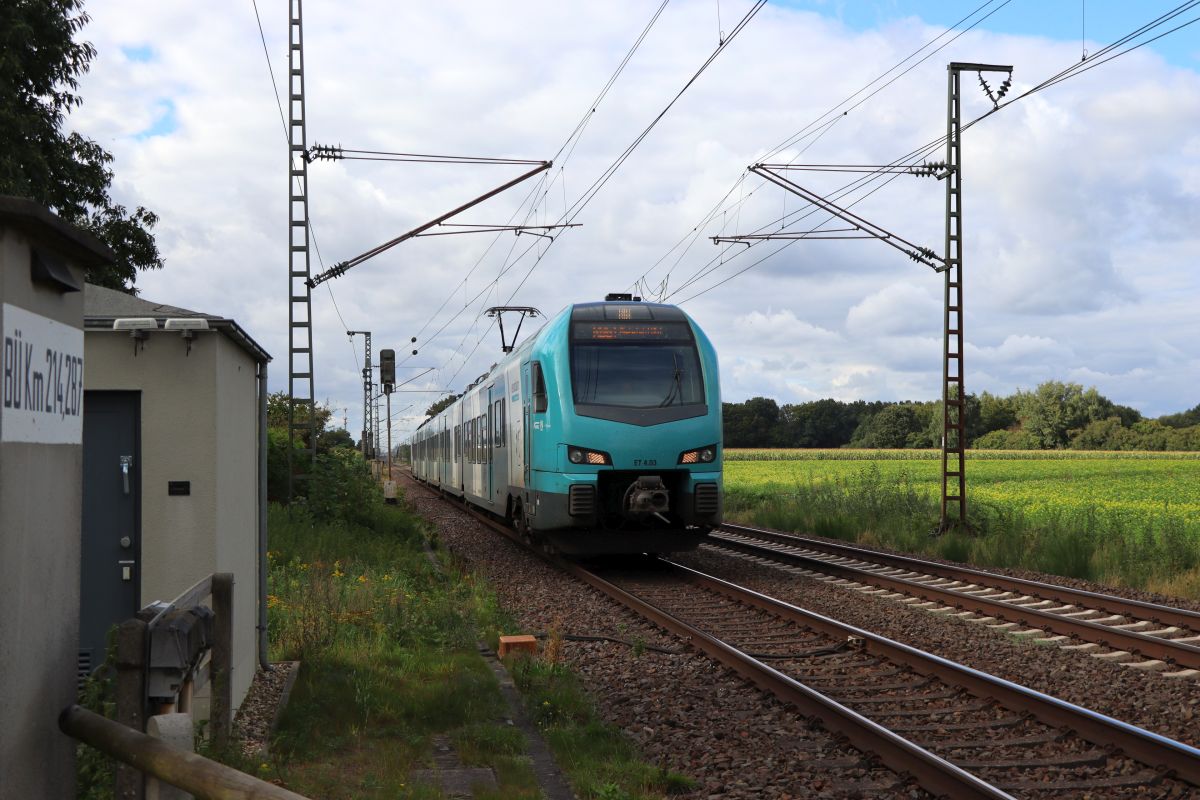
722;449;1200;598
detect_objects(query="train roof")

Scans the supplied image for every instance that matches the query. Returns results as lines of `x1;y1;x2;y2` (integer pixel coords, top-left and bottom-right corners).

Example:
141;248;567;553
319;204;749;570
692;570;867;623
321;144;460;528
569;301;688;322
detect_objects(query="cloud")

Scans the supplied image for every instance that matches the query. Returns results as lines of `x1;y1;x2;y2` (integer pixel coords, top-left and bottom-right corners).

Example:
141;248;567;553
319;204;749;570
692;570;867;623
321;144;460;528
67;1;1200;431
845;282;940;336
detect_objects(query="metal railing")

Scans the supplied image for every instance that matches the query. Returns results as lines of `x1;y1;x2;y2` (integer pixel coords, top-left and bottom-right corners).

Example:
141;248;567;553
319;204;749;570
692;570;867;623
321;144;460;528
90;573;236;798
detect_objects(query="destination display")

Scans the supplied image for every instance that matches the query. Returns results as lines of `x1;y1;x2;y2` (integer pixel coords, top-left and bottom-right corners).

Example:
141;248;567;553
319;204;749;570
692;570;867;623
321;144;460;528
573;321;692;342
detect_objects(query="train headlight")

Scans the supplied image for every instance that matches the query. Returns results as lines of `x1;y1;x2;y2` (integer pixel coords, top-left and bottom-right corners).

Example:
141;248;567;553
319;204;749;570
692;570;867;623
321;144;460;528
678;445;718;465
567;446;611;466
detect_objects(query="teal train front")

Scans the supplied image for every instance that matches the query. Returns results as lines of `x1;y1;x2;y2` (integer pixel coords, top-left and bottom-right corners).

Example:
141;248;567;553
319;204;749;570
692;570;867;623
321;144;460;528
411;296;722;555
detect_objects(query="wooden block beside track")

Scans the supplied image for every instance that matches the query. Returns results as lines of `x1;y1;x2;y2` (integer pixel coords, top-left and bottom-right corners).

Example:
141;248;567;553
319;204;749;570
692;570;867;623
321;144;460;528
498;635;538;658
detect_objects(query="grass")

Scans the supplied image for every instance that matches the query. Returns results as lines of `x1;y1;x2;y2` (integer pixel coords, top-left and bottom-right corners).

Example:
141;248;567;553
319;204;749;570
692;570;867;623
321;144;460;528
263;498;697;799
723;451;1200;598
508;657;696;799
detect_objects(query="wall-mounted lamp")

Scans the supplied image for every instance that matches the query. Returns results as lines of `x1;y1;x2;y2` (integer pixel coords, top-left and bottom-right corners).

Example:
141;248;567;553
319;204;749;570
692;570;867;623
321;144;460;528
164;318;210;356
113;318;158;355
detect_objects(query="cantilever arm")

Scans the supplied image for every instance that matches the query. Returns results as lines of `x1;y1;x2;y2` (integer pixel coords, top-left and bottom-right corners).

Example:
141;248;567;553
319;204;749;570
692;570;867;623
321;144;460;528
748;164;944;271
308;161;552;287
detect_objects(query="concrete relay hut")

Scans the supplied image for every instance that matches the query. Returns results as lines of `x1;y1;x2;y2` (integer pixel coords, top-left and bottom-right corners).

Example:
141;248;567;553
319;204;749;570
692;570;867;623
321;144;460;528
81;284;270;710
0;197;111;799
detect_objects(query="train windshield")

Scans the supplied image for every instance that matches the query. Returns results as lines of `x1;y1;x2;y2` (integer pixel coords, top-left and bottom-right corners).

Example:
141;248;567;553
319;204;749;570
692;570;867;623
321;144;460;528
570;321;704;408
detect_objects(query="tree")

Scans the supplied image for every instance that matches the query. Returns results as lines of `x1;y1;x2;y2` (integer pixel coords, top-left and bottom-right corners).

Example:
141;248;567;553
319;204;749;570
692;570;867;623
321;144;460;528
0;0;162;291
424;394;457;417
723;397;781;447
974;391;1017;441
267;391;332;432
1159;403;1200;429
851;404;927;449
1016;381;1118;449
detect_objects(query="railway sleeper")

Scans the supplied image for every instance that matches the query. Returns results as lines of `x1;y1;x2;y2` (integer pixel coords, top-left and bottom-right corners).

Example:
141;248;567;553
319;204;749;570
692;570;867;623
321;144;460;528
956;748;1109;770
996;769;1164;793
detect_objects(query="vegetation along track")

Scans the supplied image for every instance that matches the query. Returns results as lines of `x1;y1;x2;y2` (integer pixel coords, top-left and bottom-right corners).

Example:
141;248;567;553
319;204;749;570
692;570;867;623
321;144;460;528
413;479;1200;798
711;523;1200;678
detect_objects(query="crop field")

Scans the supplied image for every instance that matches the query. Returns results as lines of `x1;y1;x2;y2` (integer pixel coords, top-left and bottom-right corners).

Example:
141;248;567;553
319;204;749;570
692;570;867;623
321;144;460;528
726;449;1200;526
722;449;1200;597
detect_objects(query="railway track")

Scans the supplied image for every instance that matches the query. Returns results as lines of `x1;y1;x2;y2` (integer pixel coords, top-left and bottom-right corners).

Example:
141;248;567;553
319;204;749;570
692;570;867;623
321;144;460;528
708;523;1200;678
592;560;1200;797
410;479;1200;798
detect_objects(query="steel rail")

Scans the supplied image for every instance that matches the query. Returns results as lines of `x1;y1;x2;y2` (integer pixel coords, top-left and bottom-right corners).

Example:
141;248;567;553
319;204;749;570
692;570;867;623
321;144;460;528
664;559;1200;787
407;475;1200;788
722;522;1200;630
713;524;1200;670
401;476;1011;798
565;561;1016;800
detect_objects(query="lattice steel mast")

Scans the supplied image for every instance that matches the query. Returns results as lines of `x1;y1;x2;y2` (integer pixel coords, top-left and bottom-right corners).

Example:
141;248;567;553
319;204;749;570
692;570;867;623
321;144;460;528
347;331;374;458
939;62;1011;533
287;0;316;501
714;60;1012;534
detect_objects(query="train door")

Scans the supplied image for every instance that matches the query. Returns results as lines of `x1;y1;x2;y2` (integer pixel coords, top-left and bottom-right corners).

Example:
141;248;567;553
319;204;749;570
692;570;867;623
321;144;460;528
485;383;496;505
520;363;531;489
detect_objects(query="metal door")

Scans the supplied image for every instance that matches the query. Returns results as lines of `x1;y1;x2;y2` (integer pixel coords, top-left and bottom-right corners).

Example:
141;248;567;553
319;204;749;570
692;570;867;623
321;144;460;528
485;383;496;505
79;391;140;674
520;364;531;487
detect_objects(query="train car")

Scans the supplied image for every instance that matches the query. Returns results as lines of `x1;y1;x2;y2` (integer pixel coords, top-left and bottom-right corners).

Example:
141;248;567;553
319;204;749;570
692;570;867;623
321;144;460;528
411;295;722;555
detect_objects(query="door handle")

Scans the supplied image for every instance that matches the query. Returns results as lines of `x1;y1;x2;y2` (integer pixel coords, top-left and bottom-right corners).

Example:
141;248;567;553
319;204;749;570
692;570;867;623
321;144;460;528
120;455;133;494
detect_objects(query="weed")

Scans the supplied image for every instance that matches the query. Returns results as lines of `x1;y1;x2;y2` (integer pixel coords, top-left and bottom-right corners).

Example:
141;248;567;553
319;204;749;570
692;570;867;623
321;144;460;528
725;452;1200;598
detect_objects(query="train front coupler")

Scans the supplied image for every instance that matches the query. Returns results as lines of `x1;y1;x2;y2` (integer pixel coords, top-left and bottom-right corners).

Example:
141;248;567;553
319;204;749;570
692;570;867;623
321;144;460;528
623;475;672;524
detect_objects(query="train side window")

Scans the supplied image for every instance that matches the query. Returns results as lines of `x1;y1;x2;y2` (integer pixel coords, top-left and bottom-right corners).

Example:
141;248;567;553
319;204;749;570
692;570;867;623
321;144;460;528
493;400;503;447
454;425;460;459
532;362;548;413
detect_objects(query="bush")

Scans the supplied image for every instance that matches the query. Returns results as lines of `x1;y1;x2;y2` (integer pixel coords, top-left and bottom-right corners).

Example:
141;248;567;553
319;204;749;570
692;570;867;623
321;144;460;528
307;447;380;527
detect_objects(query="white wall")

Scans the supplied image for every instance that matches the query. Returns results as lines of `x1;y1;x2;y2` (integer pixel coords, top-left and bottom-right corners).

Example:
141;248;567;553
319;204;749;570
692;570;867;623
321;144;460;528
85;328;258;706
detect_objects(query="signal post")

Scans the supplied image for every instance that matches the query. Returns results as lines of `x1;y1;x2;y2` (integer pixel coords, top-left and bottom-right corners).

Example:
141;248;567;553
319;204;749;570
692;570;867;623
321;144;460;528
380;348;397;503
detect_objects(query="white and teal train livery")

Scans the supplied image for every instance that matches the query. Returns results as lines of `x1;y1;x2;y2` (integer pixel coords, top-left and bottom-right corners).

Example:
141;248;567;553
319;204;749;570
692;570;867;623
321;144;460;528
410;295;722;555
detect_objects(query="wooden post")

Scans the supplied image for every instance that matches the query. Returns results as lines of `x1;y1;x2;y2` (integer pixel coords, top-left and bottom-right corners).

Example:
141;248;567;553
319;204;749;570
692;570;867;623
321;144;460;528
115;618;148;800
210;573;234;750
60;705;314;800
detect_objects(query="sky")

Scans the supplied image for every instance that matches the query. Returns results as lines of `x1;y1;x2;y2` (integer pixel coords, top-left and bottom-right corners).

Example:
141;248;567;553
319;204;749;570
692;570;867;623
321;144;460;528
68;1;1200;441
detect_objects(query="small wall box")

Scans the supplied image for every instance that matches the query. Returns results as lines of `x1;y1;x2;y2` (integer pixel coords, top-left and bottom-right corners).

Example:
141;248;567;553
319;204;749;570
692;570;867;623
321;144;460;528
498;635;538;658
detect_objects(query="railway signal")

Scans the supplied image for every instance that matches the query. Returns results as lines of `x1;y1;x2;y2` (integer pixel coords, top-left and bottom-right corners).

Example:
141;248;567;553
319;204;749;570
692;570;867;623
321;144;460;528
380;348;397;503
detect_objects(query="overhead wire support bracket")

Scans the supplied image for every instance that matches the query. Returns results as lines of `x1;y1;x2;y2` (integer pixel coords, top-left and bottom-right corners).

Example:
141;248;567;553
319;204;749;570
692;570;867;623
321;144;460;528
409;223;580;239
307;160;552;288
758;162;953;177
307;145;547;166
743;164;945;271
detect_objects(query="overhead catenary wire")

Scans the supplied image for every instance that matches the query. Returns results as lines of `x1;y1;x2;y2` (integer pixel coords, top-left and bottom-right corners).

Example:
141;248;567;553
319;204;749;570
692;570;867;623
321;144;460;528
440;0;767;381
495;0;769;310
398;0;673;370
629;0;1013;300
665;1;1200;305
414;0;733;389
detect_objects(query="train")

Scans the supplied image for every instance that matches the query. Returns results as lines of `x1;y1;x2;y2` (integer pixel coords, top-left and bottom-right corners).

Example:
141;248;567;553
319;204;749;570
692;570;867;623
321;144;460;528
409;294;722;555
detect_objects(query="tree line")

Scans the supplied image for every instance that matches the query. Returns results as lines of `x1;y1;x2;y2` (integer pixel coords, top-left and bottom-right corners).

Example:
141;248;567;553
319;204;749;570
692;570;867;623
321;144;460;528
723;382;1200;451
